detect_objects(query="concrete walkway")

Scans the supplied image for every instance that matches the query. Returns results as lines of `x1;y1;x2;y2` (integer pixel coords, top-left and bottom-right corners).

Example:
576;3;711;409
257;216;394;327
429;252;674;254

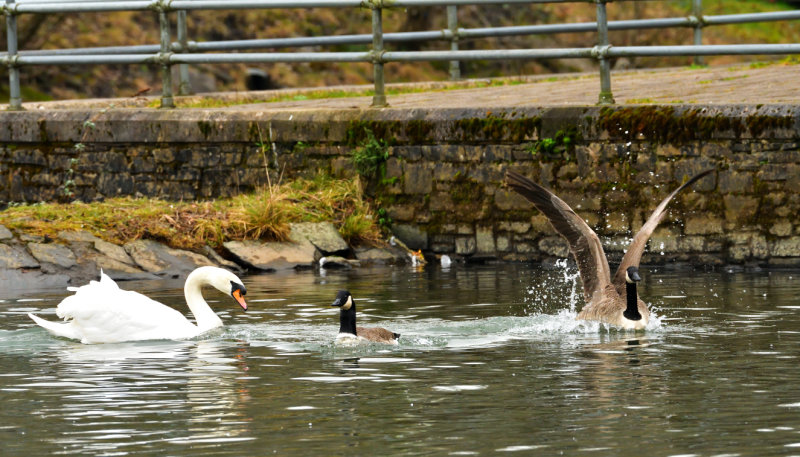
10;62;800;112
243;63;800;111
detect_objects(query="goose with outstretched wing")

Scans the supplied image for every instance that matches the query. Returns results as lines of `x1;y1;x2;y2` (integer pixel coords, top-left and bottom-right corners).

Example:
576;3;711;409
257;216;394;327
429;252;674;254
505;169;713;329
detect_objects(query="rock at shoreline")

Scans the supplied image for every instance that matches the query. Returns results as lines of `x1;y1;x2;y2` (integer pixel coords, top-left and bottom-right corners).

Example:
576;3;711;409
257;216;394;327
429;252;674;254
0;244;40;269
319;256;360;269
290;222;350;255
57;230;101;243
355;247;408;265
224;240;315;270
203;246;243;273
0;225;12;240
124;239;216;276
1;222;409;286
28;242;78;269
94;239;138;267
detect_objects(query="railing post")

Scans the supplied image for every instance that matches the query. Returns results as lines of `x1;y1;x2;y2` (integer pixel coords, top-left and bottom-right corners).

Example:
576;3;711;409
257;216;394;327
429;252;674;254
692;0;704;66
447;5;460;80
5;0;23;110
158;5;175;108
595;0;614;105
370;2;387;107
176;9;192;95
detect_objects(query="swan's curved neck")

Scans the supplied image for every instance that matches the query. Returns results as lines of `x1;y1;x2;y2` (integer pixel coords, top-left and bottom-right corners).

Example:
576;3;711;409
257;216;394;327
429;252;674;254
339;303;357;336
184;271;223;331
623;281;642;321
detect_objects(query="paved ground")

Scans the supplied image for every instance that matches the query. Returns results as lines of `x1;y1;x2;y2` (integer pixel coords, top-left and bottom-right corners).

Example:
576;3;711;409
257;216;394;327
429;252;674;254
245;62;800;111
10;62;800;111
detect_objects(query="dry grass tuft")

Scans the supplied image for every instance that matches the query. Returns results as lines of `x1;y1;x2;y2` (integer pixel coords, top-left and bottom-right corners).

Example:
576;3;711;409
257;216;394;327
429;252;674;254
0;175;382;251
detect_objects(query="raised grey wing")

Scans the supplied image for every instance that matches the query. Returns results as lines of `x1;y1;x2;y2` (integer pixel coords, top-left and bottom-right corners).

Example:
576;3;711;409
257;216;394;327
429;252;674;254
613;168;715;292
505;171;612;303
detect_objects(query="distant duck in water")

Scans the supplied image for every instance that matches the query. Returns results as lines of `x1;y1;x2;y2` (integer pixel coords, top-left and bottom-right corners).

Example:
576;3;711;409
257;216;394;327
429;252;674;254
505;169;714;330
331;290;400;344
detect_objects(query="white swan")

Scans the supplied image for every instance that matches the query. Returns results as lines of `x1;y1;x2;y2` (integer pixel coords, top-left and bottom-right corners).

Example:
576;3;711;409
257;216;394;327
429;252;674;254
27;266;248;344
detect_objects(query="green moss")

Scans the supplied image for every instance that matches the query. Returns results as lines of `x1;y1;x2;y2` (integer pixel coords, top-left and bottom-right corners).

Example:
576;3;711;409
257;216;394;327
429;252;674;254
404;120;435;144
597;106;745;144
197;121;213;138
745;114;793;138
451;115;540;143
450;173;484;205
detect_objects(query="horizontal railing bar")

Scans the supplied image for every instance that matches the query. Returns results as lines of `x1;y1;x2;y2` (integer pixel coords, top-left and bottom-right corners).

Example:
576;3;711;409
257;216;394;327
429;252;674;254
14;54;159;65
9;0;625;14
191;30;446;51
608;44;800;57
703;10;800;25
5;45;160;57
11;1;156;13
169;0;582;10
11;43;800;67
16;0;113;3
171;52;371;64
462;17;691;38
383;48;594;61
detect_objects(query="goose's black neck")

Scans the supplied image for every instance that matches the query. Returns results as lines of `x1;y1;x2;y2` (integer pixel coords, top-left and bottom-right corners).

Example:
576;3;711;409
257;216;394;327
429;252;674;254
623;282;642;321
339;303;357;336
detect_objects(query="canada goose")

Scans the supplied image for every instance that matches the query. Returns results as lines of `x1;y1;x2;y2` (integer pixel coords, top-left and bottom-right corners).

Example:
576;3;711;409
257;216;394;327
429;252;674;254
505;169;714;329
331;290;400;344
28;266;247;343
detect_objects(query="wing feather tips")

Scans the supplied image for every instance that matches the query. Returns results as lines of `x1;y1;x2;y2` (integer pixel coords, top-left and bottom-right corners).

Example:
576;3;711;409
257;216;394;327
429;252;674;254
505;171;550;207
612;168;715;290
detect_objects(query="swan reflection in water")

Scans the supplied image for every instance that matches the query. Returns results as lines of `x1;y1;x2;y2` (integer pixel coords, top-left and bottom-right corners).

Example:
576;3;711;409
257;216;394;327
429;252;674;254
30;340;254;452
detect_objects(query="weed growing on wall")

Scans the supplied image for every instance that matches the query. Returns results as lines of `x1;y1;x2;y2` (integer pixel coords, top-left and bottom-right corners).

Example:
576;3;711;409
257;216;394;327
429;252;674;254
528;126;581;161
352;127;389;180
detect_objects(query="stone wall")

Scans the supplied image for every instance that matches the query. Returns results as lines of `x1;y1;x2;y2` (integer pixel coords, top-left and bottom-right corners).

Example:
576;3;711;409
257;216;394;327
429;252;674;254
1;105;799;266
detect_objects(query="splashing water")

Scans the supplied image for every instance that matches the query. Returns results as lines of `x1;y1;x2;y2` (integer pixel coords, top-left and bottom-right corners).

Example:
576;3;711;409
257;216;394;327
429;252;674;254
526;259;582;314
523;259;664;332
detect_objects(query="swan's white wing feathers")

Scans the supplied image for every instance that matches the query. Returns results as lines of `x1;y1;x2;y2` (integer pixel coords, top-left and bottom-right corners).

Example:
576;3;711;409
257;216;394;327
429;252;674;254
54;277;198;343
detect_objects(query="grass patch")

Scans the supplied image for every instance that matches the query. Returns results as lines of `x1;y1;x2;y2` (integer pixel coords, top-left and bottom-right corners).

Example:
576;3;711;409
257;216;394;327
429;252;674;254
721;75;749;81
625;98;656;104
0;175;382;251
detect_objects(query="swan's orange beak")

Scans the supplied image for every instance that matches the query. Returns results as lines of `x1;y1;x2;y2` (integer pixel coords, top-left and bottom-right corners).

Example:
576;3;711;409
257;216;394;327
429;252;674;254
232;289;247;311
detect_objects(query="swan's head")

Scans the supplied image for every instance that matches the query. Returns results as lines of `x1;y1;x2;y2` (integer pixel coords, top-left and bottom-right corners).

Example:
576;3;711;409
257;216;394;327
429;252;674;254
625;266;642;284
195;266;248;311
331;290;353;311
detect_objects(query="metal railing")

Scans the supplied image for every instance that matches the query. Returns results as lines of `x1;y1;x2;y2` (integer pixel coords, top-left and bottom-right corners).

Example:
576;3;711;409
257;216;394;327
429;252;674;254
3;0;800;110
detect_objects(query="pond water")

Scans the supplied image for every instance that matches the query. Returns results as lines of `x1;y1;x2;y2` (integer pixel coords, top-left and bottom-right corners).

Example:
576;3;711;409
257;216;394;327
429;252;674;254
1;263;800;456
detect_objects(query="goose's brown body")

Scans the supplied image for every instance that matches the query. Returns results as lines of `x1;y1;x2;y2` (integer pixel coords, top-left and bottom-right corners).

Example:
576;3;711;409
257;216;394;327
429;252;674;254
355;326;399;343
506;169;713;329
576;284;649;329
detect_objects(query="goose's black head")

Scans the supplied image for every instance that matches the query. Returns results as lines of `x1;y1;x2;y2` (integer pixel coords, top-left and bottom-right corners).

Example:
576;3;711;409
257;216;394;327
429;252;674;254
331;290;353;310
332;290;357;336
625;266;642;284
